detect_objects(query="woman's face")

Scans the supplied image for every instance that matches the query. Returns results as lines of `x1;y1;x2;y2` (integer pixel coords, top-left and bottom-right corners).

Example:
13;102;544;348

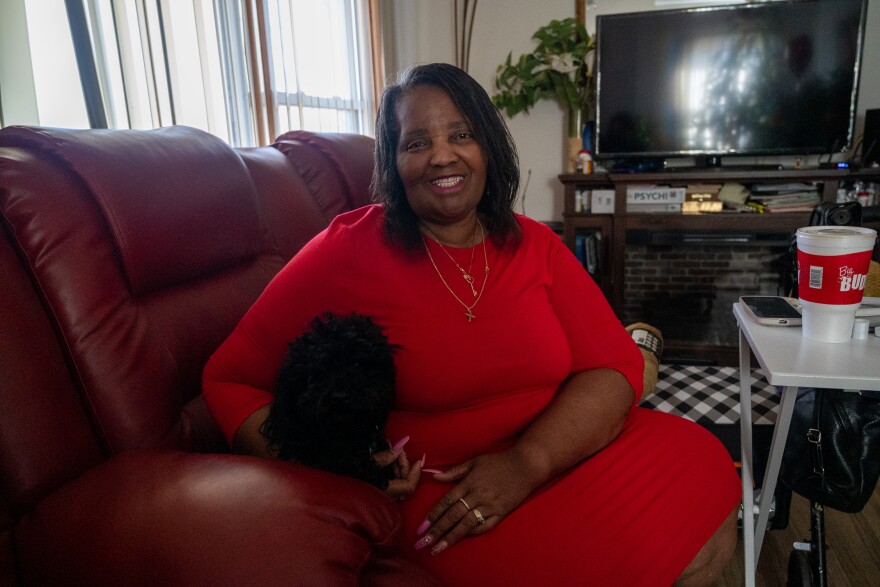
394;85;487;228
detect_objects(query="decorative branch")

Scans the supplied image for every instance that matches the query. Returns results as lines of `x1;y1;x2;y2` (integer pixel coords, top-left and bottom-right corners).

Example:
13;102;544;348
454;0;479;72
454;0;459;67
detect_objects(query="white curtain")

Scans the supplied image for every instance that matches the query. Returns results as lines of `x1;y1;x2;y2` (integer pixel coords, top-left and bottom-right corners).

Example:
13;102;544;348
261;0;375;138
73;0;376;146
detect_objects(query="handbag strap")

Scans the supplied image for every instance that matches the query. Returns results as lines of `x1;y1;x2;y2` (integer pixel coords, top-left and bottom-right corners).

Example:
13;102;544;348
808;388;827;491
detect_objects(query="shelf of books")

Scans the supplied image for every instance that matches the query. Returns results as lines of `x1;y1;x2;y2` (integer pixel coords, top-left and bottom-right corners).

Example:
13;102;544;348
559;168;880;359
562;214;613;300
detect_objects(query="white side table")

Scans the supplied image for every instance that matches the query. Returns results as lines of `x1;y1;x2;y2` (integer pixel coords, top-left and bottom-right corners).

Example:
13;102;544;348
733;302;880;587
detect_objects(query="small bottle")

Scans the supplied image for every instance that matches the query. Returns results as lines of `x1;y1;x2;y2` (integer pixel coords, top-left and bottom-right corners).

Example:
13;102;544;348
574;190;585;213
860;183;876;206
578;150;594;175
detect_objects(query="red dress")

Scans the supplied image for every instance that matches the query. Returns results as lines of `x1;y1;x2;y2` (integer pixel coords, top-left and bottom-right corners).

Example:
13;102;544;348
203;205;741;586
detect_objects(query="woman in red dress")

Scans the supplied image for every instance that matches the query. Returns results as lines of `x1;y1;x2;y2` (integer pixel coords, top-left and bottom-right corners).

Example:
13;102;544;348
203;63;740;586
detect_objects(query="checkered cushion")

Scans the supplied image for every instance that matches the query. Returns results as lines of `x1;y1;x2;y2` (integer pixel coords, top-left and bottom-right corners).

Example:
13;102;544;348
641;365;780;426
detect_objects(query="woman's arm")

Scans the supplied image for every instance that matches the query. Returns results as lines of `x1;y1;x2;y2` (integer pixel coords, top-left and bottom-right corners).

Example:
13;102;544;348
510;367;634;485
231;405;274;457
414;368;634;555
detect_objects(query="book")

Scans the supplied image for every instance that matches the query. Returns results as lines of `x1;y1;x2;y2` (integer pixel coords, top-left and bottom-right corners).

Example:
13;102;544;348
753;191;819;203
628;202;682;213
683;184;723;213
686;184;723;197
585;230;601;276
750;182;817;193
575;231;601;277
626;185;686;204
575;234;587;267
682;200;723;213
748;189;820;213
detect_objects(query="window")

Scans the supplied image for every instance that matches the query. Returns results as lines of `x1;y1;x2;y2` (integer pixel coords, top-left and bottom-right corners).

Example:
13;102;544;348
22;0;90;128
263;0;375;137
14;0;376;146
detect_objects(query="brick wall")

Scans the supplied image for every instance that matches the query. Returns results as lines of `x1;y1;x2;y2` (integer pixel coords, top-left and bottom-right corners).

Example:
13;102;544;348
621;245;789;347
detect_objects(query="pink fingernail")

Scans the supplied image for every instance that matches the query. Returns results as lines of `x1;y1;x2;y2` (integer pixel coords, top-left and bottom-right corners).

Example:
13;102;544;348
420;453;427;467
422;468;444;474
414;534;433;550
430;540;448;556
416;519;431;536
392;435;410;452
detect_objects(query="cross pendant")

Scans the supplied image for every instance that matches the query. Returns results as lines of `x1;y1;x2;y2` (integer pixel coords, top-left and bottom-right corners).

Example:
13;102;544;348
465;309;475;322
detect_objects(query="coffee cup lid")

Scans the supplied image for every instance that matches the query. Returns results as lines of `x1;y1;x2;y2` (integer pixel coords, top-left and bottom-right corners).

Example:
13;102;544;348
796;226;877;251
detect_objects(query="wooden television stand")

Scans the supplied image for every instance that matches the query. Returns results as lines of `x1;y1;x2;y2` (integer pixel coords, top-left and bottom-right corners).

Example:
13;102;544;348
560;167;880;364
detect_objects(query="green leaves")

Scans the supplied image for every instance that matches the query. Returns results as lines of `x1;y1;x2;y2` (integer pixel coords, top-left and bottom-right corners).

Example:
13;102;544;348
492;17;595;119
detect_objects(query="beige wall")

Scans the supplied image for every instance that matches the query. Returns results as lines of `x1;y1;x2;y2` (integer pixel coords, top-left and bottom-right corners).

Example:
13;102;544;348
388;0;880;222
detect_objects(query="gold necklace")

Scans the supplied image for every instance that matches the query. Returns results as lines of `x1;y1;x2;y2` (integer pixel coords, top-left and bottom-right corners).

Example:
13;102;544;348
421;220;489;322
421;222;479;296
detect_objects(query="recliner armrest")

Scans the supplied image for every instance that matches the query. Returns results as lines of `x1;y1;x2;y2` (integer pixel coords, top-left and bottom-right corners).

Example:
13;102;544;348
15;450;436;586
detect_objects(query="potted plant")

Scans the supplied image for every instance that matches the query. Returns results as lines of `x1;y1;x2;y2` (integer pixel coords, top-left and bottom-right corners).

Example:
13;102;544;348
492;17;595;172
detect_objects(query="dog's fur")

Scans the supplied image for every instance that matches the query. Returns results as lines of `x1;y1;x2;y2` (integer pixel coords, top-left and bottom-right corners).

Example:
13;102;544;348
262;313;397;489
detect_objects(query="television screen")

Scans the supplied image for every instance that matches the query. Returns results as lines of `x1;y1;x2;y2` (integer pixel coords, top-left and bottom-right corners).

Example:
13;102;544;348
595;0;867;163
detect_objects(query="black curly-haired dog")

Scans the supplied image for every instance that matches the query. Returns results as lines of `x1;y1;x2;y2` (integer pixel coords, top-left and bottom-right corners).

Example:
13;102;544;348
261;312;397;489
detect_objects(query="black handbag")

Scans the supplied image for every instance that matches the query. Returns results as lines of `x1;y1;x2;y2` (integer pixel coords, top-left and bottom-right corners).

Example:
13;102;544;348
780;388;880;513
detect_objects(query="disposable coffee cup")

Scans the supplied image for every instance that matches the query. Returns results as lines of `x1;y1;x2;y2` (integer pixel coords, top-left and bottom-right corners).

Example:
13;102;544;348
796;226;877;343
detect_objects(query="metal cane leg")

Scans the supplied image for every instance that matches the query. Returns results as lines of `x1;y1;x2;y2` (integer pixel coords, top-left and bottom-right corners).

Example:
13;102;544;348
739;329;756;587
812;501;828;587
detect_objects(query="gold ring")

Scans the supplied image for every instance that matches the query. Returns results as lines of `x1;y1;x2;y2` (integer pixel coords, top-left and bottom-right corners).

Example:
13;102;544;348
473;508;486;525
459;497;471;510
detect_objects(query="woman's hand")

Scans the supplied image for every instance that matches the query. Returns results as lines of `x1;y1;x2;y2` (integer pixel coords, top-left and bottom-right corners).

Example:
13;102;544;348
413;447;542;556
373;443;424;501
413;369;635;556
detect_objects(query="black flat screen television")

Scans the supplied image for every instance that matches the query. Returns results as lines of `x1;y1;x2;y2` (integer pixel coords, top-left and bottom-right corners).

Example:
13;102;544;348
595;0;868;167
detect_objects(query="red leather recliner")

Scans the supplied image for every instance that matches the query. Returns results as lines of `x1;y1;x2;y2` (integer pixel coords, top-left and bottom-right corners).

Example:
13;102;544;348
0;125;442;586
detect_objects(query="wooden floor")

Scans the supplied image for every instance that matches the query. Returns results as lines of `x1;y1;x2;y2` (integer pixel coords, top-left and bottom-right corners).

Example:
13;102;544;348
719;486;880;586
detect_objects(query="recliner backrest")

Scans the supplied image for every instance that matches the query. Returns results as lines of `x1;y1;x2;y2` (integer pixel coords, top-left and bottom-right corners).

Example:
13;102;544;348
0;125;375;515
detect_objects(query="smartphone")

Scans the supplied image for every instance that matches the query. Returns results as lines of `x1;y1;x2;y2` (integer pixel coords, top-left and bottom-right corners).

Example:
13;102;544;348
740;296;802;326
